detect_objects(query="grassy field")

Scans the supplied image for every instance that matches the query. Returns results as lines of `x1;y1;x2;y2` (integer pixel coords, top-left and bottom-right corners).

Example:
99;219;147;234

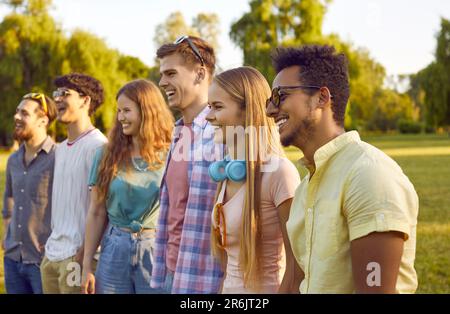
0;133;449;293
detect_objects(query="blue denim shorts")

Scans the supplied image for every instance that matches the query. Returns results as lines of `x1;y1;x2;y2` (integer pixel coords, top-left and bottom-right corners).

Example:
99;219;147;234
95;224;160;294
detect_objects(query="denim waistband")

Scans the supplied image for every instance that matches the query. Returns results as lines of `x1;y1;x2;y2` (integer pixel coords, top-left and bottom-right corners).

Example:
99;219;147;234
106;224;155;239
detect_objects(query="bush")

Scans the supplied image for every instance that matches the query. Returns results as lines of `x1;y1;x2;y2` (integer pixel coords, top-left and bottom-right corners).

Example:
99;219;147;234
425;125;436;134
397;119;423;134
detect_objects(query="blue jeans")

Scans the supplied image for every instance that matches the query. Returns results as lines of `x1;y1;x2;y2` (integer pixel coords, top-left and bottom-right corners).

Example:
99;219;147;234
160;269;174;294
3;256;43;294
95;224;159;294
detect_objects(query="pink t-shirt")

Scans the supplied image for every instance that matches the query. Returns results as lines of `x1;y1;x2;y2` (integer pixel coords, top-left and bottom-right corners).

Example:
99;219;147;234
165;124;193;272
213;157;301;293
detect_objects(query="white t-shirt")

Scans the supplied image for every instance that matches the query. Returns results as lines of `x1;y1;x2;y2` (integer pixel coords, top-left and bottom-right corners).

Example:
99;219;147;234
45;129;107;262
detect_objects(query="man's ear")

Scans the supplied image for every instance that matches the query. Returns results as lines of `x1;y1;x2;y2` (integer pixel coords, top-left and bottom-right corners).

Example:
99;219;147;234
317;87;332;109
81;95;91;110
40;115;49;128
196;67;206;83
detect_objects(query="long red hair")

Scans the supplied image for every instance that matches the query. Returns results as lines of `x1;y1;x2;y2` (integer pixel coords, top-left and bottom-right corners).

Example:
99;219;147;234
96;79;174;203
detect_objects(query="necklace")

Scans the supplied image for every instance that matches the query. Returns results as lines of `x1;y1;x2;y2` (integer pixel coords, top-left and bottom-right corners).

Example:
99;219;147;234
131;157;149;172
67;128;96;146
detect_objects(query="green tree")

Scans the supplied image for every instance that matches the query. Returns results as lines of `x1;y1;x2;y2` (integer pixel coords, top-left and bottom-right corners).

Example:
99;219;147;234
192;13;220;51
230;0;330;80
154;11;197;47
0;0;67;145
366;89;415;132
65;30;155;135
64;30;126;134
342;45;386;129
230;0;416;132
0;0;157;145
118;55;150;80
410;18;450;129
153;11;220;52
147;65;161;85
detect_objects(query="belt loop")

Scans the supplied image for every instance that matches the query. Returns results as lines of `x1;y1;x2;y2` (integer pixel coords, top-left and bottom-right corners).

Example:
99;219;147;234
108;224;114;236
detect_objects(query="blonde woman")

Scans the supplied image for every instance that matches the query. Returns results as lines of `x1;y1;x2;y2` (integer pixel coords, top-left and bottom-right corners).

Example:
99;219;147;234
205;67;301;293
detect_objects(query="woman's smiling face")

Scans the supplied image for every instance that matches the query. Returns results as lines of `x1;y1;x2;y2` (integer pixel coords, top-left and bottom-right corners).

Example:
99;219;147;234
206;82;246;144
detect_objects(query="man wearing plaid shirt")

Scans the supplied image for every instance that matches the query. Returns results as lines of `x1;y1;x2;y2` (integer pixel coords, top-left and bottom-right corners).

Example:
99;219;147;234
151;36;224;293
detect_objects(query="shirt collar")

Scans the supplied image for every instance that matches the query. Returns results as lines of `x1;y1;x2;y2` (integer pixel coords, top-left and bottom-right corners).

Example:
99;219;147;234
40;136;55;154
18;135;55;155
173;105;210;142
175;105;210;129
299;131;361;173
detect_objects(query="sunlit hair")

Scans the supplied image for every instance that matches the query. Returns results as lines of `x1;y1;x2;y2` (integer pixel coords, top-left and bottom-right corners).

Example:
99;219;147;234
54;73;104;116
23;94;57;127
96;79;174;203
210;66;285;291
156;36;216;77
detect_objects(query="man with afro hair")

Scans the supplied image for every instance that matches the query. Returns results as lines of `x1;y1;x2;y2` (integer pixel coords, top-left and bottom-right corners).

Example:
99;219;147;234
267;45;418;294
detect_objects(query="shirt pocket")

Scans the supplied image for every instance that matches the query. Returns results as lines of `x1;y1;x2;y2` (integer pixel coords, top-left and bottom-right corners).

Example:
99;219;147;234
314;200;340;260
30;171;51;201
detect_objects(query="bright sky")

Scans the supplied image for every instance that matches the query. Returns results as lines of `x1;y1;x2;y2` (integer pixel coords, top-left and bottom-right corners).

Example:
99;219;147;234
1;0;449;76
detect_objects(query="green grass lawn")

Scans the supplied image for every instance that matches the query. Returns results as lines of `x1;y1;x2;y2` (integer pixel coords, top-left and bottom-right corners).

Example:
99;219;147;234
0;133;449;293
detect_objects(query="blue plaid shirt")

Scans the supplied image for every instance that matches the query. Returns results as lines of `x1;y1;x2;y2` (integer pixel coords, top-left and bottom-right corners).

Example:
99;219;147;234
151;106;224;293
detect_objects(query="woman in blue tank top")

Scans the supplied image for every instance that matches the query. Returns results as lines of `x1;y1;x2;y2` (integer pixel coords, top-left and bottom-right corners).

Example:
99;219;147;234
81;79;174;294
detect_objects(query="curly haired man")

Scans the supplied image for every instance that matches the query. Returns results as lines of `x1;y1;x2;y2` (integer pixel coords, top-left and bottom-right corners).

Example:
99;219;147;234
40;73;108;294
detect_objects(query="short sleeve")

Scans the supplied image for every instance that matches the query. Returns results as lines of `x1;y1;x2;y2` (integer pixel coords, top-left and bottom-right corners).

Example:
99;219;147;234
88;146;105;187
268;157;301;207
343;157;418;242
2;157;13;219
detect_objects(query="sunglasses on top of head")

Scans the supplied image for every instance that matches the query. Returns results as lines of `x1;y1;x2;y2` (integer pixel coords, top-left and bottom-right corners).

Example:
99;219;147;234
22;93;48;114
174;35;205;66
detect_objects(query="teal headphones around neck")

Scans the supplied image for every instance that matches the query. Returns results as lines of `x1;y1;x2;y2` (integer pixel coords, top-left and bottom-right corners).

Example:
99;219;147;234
208;155;246;182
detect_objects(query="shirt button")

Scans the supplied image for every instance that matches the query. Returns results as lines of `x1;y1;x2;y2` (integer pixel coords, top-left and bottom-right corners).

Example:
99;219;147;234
19;241;23;245
307;208;313;213
19;206;23;210
23;171;27;175
18;224;22;228
20;189;24;193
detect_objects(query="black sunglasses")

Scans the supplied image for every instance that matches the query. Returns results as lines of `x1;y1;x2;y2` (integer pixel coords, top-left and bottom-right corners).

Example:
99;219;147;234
174;35;205;66
266;85;323;109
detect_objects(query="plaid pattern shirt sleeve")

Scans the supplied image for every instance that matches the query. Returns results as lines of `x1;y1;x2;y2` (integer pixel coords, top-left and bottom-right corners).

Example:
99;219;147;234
151;106;224;293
